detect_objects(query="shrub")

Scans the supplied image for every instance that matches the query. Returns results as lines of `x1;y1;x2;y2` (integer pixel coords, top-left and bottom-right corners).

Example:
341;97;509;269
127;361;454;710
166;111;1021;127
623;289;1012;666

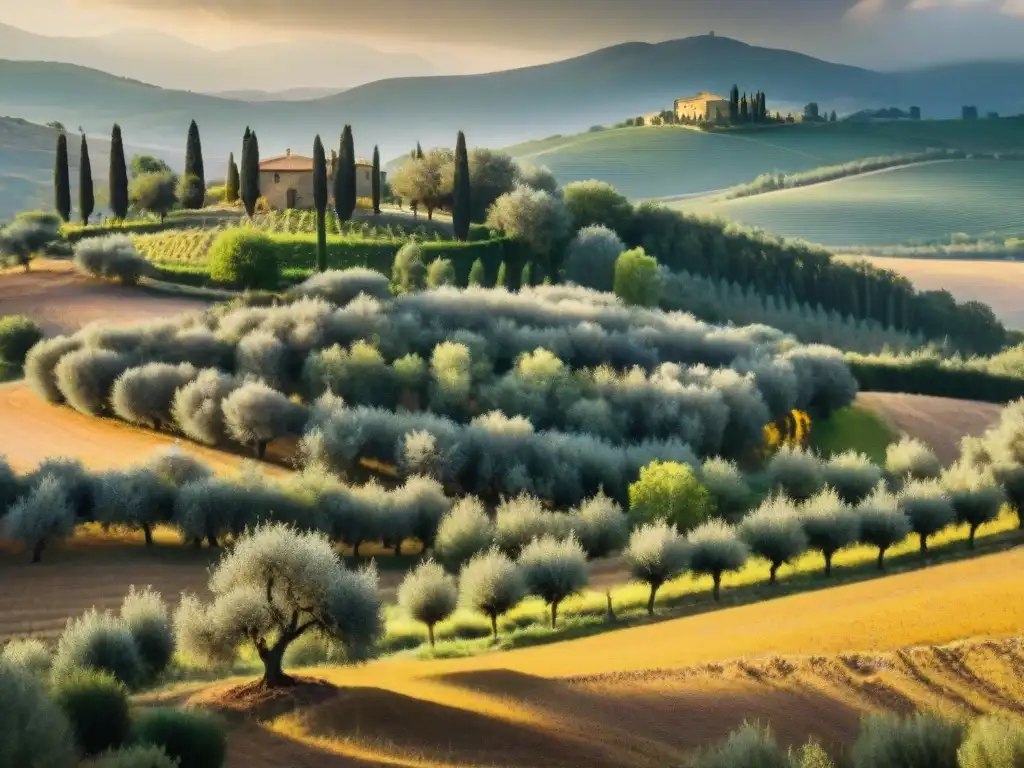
130;708;226;768
570;491;629;559
519;534;590;627
3;475;75;562
146;446;213;487
0;659;77;768
207;229;280;290
767;446;825;502
957;715;1024;768
235;329;288;390
690;721;794;768
562;180;633;235
799;487;860;576
468;258;486;287
119;587;174;683
392;242;427;293
0;216;61;271
434;496;495;573
52;609;144;689
897;479;955;552
564;225;625;292
129;172;178;222
54;347;132;416
173;524;383;686
738;496;808;584
221;380;306;458
0;638;52;678
515;163;559;194
856;484;911;570
0;315;43;364
629;460;714;532
93;745;178;768
111;362;197;430
494;493;552;557
613;247;661;307
458;548;525;640
624;521;690;615
73;235;152;285
171;369;240;445
397;560;457;647
823;451;884;505
28;456;94;520
942;463;1005;547
885;436;942;483
53;668;131;757
851;712;962;768
303;341;397;408
293;267;391;306
700;457;751;521
486;186;572;267
426;257;456;288
93;467;175;545
687;519;749;601
23;334;80;402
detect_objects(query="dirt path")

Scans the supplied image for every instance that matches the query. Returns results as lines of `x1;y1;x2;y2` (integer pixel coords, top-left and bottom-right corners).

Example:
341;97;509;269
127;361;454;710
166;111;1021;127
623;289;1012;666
855;392;1002;465
0;260;210;335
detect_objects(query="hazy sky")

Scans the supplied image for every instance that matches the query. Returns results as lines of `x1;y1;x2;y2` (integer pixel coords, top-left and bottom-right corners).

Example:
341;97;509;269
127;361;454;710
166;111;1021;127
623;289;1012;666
4;0;1024;70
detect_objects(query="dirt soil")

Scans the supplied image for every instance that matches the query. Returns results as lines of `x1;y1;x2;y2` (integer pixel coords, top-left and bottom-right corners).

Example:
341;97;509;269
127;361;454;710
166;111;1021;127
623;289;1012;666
855;392;1003;465
0;259;209;335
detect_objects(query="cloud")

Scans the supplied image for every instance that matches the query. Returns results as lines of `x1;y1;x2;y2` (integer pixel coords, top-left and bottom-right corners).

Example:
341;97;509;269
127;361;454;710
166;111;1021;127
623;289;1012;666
844;0;888;19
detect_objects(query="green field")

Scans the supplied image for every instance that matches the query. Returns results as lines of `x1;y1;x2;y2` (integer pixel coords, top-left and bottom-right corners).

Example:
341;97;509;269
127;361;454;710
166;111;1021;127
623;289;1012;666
504;118;1024;200
674;159;1024;246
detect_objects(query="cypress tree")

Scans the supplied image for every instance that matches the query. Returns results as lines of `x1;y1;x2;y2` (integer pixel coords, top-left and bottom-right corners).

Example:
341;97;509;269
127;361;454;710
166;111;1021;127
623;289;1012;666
729;85;740;124
520;261;533;288
468;258;485;287
334;125;356;223
740;94;749;122
416;142;424;160
109;124;129;220
183;119;206;209
54;132;71;222
313;134;328;273
225;152;240;203
452;130;471;241
240;129;260;217
496;261;508;288
78;133;94;225
371;145;381;214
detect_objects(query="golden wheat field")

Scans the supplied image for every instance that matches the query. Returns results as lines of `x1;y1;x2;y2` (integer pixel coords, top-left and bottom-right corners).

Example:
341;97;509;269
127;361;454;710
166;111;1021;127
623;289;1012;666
138;548;1024;768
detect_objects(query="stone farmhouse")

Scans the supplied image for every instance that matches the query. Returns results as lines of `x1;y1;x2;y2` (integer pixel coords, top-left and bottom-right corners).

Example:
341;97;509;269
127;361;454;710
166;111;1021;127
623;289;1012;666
258;149;385;210
673;91;730;123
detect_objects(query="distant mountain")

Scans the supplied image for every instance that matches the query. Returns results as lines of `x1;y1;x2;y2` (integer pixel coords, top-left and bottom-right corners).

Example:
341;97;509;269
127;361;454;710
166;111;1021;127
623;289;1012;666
0;23;432;92
1;35;1023;164
206;87;347;102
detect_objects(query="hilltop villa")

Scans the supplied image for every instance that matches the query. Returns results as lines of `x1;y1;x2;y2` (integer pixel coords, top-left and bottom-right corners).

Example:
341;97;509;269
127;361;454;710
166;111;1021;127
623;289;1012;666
258;149;384;210
674;91;730;123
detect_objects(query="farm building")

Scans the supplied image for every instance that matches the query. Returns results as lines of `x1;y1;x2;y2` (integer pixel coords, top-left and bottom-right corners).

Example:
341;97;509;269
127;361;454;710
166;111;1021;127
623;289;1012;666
674;91;730;123
258;149;384;210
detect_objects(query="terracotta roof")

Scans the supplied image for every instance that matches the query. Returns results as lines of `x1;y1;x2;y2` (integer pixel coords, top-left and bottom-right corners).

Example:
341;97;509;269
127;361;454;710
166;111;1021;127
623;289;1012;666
260;154;314;172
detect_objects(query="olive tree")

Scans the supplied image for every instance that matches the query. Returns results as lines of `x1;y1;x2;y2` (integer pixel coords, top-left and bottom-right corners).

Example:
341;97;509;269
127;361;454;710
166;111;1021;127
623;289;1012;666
3;475;75;562
897;479;955;553
700;457;751;522
563;225;625;292
293;268;391;306
766;446;824;502
687;519;749;601
119;586;174;684
111;363;197;430
738;496;808;584
562;180;633;235
173;523;384;687
24;335;81;403
396;560;457;648
129;172;178;222
0;660;77;768
628;460;714;533
570;491;629;559
856;484;911;570
799;487;859;576
221;380;306;458
624;521;689;615
485;185;571;271
72;235;153;286
94;467;175;546
942;463;1005;548
885;436;942;484
516;163;559;194
458;548;525;641
54;348;133;416
518;535;589;627
494;493;552;557
235;330;288;390
146;446;213;488
822;451;883;505
992;461;1024;529
434;496;495;573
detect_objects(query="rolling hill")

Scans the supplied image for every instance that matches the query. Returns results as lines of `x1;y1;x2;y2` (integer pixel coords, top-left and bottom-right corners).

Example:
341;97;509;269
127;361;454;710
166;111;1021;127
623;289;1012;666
676;159;1024;246
2;34;1024;161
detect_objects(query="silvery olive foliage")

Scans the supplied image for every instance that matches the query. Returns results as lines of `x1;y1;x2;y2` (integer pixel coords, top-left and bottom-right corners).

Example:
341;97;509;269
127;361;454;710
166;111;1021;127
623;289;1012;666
564;225;626;292
738;496;809;584
293;268;392;306
3;475;75;563
0;639;52;679
624;521;690;615
690;722;797;768
24;335;82;403
0;659;77;768
73;235;153;285
700;457;751;521
171;368;241;445
897;479;955;552
51;609;145;689
434;496;495;574
885;436;942;484
851;713;963;768
856;484;911;570
174;523;384;685
957;716;1024;768
235;329;289;390
111;362;198;430
686;519;749;601
93;467;175;545
941;462;1005;547
146;446;213;487
798;487;860;576
55;347;134;416
518;534;590;627
221;380;306;458
822;451;884;505
569;491;629;559
766;446;825;502
119;587;174;684
458;548;525;640
396;559;458;647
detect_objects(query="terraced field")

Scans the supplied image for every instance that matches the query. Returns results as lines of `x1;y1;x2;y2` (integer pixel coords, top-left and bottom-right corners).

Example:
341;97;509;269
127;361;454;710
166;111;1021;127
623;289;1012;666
504;118;1024;200
677;160;1024;245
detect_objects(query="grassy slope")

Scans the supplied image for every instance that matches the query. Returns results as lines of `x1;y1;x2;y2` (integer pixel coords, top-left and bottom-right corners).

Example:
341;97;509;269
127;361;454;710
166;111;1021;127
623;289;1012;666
810;404;895;464
504;118;1024;200
677;159;1024;245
